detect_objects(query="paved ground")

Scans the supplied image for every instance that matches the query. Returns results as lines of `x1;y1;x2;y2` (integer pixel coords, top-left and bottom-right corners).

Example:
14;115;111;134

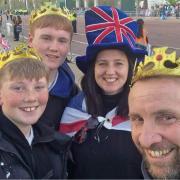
3;15;180;85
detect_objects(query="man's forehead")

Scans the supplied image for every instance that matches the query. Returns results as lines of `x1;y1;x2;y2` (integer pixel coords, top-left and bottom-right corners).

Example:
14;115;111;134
129;77;180;101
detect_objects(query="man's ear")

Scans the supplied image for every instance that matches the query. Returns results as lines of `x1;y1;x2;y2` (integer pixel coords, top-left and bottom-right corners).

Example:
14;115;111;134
28;33;33;47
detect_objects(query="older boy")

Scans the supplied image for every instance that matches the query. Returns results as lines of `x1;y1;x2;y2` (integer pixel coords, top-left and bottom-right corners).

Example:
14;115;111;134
0;45;70;179
129;47;180;179
28;5;79;130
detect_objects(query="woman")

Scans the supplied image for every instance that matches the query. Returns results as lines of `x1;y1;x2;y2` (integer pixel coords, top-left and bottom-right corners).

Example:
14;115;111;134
60;6;146;179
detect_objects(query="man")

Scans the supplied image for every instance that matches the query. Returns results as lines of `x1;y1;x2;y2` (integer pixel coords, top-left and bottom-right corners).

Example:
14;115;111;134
128;47;180;179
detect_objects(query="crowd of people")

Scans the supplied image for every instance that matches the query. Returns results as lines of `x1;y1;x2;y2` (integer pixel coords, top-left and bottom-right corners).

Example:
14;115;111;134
0;10;22;48
0;4;179;180
139;3;180;19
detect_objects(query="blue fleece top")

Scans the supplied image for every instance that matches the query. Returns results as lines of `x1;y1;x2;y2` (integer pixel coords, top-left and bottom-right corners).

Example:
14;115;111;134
49;61;75;98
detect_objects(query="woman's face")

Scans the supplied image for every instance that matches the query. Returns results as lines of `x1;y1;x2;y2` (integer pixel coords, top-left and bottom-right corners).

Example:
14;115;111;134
95;49;129;95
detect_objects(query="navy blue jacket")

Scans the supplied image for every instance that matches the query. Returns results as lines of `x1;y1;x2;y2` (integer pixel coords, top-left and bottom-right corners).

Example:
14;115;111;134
0;110;71;179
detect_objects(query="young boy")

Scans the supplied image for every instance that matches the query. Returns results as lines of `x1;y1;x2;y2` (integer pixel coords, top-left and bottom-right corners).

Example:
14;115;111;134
28;5;79;130
0;45;70;179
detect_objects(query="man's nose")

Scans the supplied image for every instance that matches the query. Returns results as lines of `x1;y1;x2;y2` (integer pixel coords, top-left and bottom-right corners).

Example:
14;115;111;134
139;122;162;148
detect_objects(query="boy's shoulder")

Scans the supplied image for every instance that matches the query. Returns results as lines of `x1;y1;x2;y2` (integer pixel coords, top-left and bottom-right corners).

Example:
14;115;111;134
33;122;71;148
60;60;75;81
50;60;78;98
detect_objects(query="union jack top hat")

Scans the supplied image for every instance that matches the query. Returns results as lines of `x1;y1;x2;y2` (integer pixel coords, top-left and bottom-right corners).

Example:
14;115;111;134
76;6;147;73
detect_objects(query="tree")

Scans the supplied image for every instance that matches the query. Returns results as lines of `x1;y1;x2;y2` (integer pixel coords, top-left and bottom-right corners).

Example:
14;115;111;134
167;0;179;5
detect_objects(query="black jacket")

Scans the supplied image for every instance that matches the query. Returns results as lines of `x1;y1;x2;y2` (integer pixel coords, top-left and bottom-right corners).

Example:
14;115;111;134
0;111;71;179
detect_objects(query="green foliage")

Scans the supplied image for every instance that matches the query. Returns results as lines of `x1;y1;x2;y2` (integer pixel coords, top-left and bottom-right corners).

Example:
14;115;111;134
166;0;179;5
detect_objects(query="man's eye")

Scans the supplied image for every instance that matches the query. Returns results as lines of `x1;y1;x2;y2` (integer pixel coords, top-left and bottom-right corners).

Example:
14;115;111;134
130;116;144;122
129;115;144;128
157;114;176;123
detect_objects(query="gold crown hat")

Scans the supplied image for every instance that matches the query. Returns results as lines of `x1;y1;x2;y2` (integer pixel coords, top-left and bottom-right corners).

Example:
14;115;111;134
30;5;73;25
131;47;180;84
0;44;42;69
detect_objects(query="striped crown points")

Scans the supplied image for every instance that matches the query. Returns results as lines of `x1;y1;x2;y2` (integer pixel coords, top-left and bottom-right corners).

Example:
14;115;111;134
30;5;73;25
0;44;42;69
132;47;180;84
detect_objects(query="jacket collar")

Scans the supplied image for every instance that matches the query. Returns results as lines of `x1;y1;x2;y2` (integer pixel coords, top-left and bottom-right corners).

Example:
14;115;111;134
49;62;75;98
0;109;70;150
141;160;152;179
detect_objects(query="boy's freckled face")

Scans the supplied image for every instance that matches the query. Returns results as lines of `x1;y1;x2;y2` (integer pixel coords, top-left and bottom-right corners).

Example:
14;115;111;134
29;27;71;71
0;77;49;133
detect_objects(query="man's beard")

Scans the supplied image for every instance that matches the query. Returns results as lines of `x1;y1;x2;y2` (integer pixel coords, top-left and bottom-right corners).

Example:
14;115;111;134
143;148;180;179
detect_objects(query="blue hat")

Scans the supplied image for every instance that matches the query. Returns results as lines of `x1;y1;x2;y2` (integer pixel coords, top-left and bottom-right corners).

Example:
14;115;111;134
76;6;147;73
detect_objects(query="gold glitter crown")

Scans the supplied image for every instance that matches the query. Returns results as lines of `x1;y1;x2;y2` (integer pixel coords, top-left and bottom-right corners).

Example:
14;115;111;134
30;5;73;25
0;44;42;69
132;47;180;84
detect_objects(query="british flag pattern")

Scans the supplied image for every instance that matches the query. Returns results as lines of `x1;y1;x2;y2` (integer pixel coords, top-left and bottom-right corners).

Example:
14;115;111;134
59;92;131;137
85;6;137;49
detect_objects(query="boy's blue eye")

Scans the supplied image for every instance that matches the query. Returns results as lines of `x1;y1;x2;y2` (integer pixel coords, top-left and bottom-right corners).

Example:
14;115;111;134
42;37;50;40
35;85;46;90
11;86;24;92
58;39;69;43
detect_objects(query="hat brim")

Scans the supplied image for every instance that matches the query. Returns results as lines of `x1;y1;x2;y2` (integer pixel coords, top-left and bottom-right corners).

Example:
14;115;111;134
76;43;147;73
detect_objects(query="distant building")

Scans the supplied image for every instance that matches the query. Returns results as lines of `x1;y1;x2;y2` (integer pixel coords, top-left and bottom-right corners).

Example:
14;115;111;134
69;0;169;11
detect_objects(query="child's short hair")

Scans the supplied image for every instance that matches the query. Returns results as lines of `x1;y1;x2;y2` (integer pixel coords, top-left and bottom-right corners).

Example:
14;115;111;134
0;58;49;86
30;14;73;39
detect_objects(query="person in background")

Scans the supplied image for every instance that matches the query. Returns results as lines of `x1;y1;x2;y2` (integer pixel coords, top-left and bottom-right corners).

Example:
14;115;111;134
60;5;146;179
14;15;22;41
5;10;9;21
128;47;180;179
136;19;149;49
0;33;10;51
28;5;79;130
12;15;17;41
136;18;151;55
0;45;70;179
6;14;12;37
72;9;77;33
0;15;2;33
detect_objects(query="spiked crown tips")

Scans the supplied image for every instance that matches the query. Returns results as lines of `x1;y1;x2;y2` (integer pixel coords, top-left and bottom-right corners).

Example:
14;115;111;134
29;5;74;25
131;47;180;85
0;44;42;69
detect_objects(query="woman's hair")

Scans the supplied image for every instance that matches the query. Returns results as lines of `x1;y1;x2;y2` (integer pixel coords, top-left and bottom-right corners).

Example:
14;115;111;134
136;18;144;38
81;48;135;118
29;14;73;40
